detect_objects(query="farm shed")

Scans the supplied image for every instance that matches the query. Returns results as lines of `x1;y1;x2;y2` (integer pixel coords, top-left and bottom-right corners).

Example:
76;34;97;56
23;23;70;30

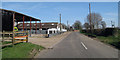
1;9;41;46
1;9;41;33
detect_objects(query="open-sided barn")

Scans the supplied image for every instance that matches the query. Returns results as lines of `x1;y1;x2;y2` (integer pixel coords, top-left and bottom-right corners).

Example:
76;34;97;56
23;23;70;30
1;9;41;32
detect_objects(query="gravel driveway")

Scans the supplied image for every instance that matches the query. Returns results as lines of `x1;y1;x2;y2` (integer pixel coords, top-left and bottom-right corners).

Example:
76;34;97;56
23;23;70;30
29;32;71;48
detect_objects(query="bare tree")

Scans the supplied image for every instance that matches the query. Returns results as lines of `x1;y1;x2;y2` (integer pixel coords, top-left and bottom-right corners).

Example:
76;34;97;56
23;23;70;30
73;21;82;30
84;23;89;30
87;13;102;29
101;21;106;29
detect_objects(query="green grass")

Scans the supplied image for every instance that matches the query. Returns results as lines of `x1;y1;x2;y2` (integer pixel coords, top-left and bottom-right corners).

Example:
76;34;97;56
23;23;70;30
97;36;120;49
80;31;96;38
97;36;119;44
2;42;45;58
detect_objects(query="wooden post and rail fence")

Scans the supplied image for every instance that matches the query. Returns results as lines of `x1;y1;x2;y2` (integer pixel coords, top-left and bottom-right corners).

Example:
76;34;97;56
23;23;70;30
1;31;28;47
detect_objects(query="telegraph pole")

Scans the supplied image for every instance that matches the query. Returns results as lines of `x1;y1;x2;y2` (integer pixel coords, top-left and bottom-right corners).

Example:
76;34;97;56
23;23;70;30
67;20;68;27
60;14;61;32
89;3;92;33
111;21;115;28
111;21;113;28
67;20;69;31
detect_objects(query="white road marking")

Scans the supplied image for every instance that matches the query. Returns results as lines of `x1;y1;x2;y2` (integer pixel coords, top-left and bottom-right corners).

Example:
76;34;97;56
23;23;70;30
81;42;88;50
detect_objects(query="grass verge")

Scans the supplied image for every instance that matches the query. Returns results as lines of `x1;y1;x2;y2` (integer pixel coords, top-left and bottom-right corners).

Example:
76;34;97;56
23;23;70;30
2;42;45;59
80;31;120;50
97;36;120;49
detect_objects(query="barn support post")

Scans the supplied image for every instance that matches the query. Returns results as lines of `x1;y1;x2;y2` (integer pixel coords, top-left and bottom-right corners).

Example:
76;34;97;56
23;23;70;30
39;21;41;33
16;21;18;27
30;18;31;36
41;21;42;30
26;21;27;31
23;16;25;31
35;20;37;34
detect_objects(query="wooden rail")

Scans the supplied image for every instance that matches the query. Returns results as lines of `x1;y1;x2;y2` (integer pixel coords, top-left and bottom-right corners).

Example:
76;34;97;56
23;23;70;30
2;31;28;47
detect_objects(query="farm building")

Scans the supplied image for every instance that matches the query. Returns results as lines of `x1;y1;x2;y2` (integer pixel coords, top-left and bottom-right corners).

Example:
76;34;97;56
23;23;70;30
17;22;67;34
1;9;41;33
17;22;58;30
0;9;41;45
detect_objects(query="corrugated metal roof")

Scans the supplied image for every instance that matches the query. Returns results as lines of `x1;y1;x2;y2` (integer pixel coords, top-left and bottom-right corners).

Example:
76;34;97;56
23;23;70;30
1;8;41;22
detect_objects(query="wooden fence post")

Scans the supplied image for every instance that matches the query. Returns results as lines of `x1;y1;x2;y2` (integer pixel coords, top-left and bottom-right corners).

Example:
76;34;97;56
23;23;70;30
26;31;28;43
2;31;5;42
12;31;15;46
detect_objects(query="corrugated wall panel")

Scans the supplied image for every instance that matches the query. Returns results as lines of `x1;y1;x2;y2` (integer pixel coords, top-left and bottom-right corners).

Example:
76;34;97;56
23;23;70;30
2;10;13;31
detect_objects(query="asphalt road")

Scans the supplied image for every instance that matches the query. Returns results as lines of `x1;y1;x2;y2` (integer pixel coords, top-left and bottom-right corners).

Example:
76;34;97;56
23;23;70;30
35;32;118;58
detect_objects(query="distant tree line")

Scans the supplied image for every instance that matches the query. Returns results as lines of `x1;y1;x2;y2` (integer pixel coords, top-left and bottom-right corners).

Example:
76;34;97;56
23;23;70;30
72;21;82;30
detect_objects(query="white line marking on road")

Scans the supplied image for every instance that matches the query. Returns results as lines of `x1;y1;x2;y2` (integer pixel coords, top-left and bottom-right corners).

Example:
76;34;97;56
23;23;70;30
81;42;88;50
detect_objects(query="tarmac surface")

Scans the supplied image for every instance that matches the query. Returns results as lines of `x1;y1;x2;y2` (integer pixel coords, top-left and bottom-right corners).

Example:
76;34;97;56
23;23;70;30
35;32;118;58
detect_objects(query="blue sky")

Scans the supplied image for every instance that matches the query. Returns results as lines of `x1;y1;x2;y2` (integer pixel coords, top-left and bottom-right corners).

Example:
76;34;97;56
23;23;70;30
2;0;120;2
2;2;118;27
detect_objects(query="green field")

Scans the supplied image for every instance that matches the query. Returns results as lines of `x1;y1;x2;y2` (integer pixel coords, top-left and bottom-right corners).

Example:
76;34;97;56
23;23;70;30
2;42;45;59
